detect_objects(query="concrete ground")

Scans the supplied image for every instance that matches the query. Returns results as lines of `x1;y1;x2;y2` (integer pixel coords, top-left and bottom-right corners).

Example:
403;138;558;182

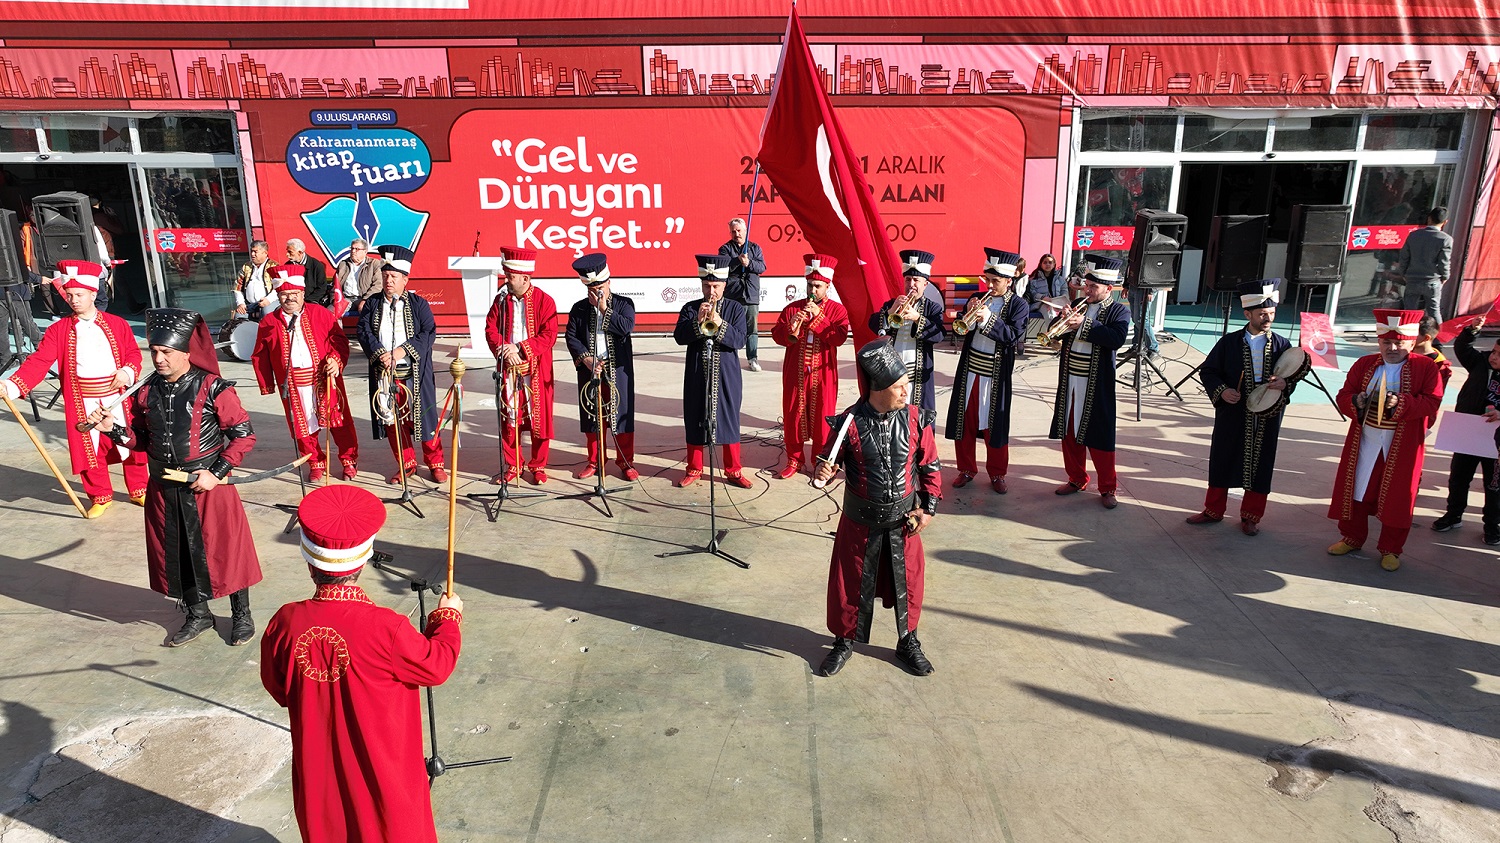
0;325;1497;843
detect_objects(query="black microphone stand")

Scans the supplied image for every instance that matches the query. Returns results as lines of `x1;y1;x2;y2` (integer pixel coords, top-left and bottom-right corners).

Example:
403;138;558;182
558;373;626;518
368;551;511;785
465;369;542;522
381;378;424;519
1114;284;1183;421
658;319;748;569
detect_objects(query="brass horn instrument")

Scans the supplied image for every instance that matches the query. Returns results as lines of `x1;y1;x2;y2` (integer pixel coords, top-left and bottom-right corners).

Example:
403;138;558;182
886;288;921;329
372;358;412;425
1039;299;1089;349
952;292;993;337
699;296;723;337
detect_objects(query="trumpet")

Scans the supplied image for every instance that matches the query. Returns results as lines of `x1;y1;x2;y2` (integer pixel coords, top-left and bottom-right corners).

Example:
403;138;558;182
699;297;723;337
952;292;993;336
1039;300;1089;348
886;288;921;329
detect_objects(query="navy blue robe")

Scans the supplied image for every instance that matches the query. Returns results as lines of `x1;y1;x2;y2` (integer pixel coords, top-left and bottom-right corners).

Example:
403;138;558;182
869;293;946;413
1047;298;1130;450
673;298;747;445
1200;329;1295;493
945;291;1029;446
564;294;637;434
356;291;440;444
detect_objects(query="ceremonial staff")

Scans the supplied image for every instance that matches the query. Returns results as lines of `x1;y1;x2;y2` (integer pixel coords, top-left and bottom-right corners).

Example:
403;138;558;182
323;369;337;486
445;358;464;596
2;392;88;517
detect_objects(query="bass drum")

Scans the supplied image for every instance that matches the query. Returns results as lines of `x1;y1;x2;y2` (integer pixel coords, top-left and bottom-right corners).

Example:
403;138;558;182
216;318;260;362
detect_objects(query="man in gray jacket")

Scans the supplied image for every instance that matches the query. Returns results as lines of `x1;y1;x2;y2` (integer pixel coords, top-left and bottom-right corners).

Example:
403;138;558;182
1398;206;1453;322
719;217;766;371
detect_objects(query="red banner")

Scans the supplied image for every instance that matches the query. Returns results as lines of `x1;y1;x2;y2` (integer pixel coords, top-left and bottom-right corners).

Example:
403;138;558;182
1300;312;1340;370
152;228;248;254
1347;224;1419;252
1071;226;1135;253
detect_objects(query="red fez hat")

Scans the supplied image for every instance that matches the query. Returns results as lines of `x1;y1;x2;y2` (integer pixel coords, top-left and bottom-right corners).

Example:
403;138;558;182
501;246;537;275
1373;308;1423;340
272;263;307;290
298;485;387;574
54;260;105;292
803;253;837;279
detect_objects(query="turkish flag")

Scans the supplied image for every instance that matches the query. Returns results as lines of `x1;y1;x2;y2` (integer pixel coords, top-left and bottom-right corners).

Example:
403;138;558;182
756;6;902;348
1436;294;1500;343
1300;312;1340;370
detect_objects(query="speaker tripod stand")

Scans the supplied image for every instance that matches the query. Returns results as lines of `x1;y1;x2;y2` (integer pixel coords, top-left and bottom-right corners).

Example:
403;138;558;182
1116;288;1183;421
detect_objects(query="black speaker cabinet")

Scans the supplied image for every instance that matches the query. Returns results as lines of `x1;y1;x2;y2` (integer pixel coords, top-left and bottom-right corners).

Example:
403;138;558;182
1127;209;1187;289
1204;214;1268;293
0;208;23;286
1286;204;1352;284
31;190;98;270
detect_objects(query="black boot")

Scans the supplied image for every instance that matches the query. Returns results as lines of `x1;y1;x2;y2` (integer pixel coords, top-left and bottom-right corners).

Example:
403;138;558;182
818;637;855;677
228;590;255;646
896;633;934;676
167;601;214;648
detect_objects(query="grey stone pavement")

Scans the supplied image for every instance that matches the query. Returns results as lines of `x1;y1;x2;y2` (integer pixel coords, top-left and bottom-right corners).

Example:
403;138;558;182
0;327;1497;843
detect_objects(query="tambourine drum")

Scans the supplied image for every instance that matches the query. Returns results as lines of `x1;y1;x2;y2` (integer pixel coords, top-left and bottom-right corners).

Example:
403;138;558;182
216;318;259;362
1245;347;1312;416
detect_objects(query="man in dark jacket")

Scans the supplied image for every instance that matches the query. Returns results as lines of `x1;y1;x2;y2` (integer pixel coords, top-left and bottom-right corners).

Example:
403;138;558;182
1432;319;1500;545
719;217;766;372
1398;206;1453;323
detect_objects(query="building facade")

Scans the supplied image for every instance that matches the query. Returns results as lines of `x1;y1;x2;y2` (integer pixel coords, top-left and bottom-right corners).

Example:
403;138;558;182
2;0;1495;332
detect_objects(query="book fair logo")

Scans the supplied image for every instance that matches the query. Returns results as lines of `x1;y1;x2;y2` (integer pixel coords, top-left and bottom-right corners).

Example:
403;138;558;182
1351;227;1371;248
1075;228;1095;248
290;109;431;267
155;230;177;252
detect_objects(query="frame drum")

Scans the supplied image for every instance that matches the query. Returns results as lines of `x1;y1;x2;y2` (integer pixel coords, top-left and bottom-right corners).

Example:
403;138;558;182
228;320;259;362
1245;347;1311;416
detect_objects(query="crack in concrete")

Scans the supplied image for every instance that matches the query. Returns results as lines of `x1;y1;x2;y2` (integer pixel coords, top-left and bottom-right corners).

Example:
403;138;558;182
1264;692;1500;842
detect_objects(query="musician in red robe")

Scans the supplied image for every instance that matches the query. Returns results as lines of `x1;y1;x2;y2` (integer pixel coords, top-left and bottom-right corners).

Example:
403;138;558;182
251;264;359;482
4;260;147;518
813;338;943;678
772;253;850;479
484;246;557;484
261;484;463;843
1328;308;1445;572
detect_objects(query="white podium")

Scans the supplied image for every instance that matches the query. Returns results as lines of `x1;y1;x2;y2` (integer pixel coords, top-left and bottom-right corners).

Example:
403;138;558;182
447;256;504;361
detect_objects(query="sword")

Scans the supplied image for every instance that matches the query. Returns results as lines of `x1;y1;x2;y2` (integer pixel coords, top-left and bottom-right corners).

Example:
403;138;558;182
810;412;855;489
74;373;156;431
160;453;311;485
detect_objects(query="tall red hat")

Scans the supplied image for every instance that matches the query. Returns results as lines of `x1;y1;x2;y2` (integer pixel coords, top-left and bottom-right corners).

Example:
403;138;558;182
298;485;387;574
501;246;537;275
54;260;105;292
272;263;307;290
803;253;837;279
1373;308;1423;340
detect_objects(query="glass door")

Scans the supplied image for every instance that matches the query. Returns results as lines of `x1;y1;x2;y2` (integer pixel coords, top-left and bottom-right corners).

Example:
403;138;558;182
133;164;250;324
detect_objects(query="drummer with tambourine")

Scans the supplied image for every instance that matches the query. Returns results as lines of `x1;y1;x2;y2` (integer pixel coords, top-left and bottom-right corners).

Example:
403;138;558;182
1187;278;1309;535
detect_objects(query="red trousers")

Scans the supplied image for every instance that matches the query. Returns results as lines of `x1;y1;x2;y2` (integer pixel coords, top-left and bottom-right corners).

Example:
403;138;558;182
687;443;743;475
1061;430;1116;494
385;422;444;470
785;407;831;468
501;417;549;472
1204;487;1269;522
586;432;635;467
79;448;149;505
293;422;358;469
954;380;1008;478
1338;464;1410;555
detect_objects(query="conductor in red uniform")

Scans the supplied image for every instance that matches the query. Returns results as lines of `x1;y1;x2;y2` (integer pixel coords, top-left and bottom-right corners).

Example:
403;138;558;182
251;264;360;482
4;260;148;518
485;246;558;484
771;253;850;479
813;338;943;678
261;483;463;843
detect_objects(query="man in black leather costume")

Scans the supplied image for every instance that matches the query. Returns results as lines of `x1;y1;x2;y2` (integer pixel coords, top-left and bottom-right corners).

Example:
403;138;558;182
90;308;263;648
